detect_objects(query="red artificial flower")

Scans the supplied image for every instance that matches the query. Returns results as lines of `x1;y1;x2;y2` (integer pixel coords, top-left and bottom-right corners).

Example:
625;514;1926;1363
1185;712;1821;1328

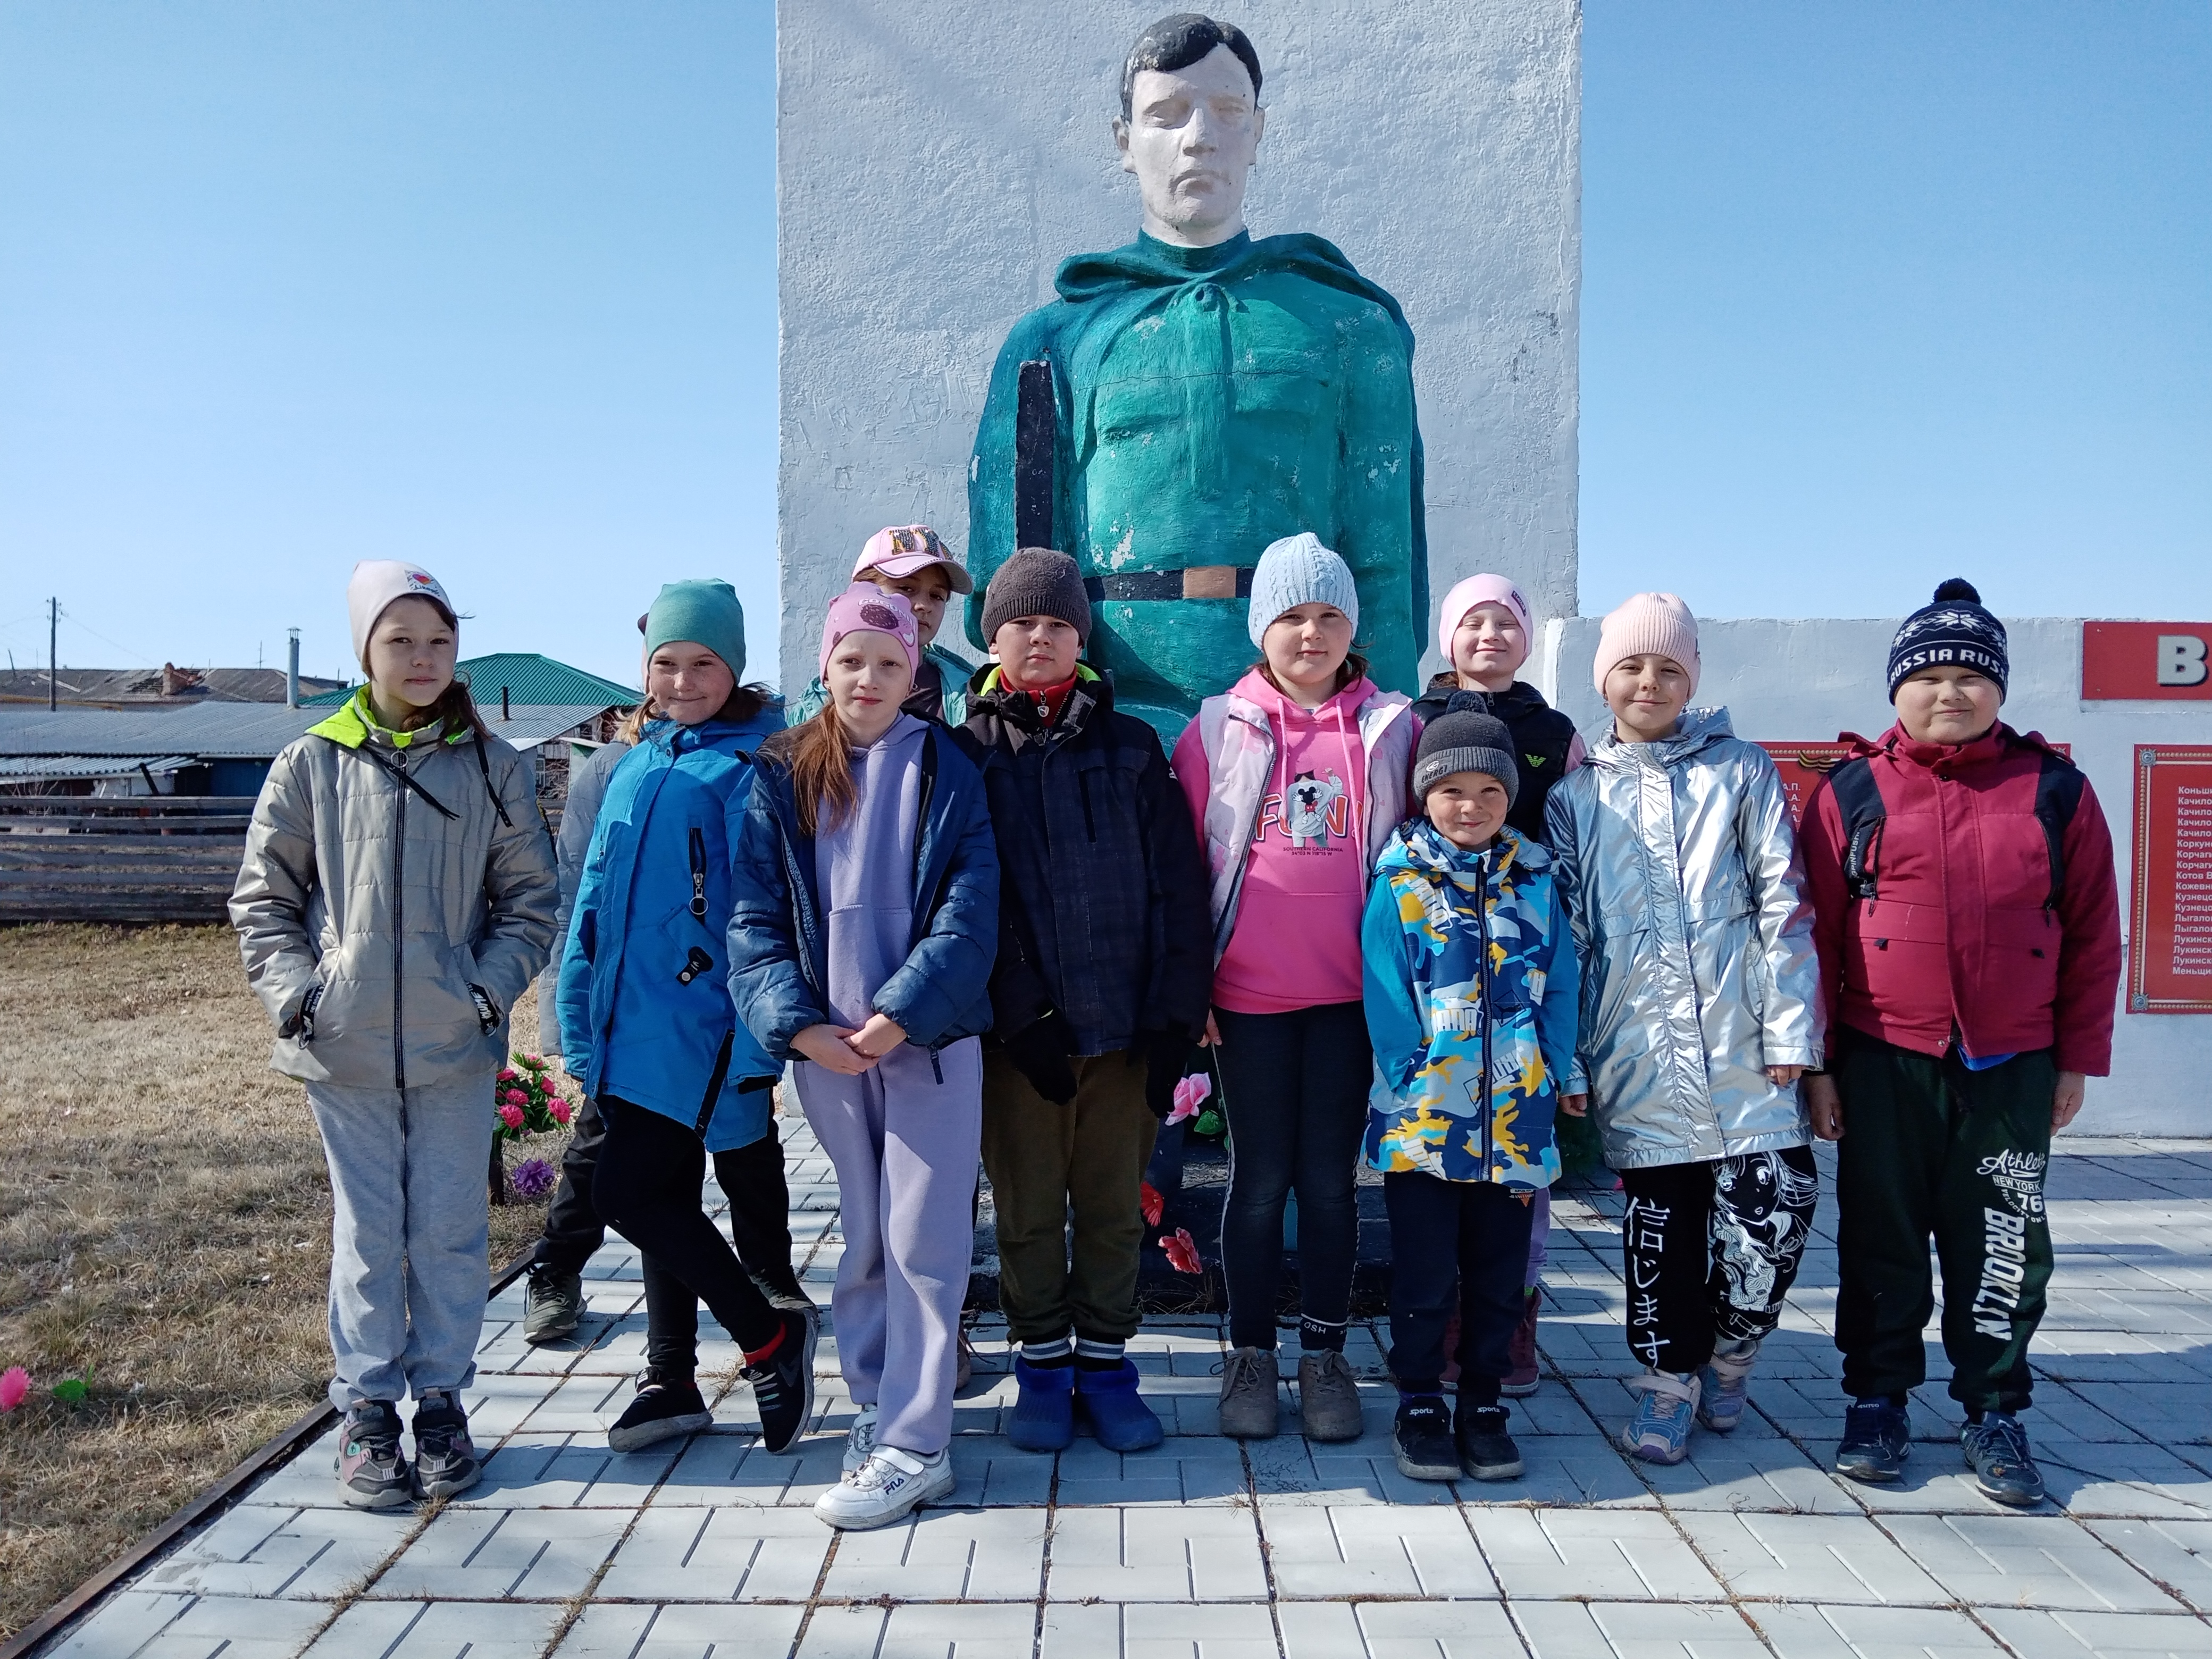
498;1103;524;1130
1161;1228;1202;1275
550;1099;572;1126
1139;1182;1163;1228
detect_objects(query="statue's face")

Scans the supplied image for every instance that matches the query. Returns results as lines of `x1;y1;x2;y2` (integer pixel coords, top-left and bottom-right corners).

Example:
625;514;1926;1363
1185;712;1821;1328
1113;43;1264;248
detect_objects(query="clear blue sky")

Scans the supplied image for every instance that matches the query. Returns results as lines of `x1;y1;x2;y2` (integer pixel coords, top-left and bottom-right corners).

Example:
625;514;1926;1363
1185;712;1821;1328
2;3;2205;689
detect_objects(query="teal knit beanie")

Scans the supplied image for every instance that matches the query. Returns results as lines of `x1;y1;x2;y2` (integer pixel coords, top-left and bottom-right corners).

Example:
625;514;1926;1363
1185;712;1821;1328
643;580;747;681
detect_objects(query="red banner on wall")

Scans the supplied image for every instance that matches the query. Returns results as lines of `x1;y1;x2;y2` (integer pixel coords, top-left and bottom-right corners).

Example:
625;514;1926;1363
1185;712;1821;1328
2130;745;2212;1015
2083;623;2212;700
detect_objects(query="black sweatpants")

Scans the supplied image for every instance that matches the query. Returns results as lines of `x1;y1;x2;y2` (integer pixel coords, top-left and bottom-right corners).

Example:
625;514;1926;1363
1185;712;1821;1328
533;1092;609;1278
1384;1172;1536;1403
593;1095;781;1359
1834;1031;2056;1416
1214;1001;1372;1352
1620;1147;1819;1375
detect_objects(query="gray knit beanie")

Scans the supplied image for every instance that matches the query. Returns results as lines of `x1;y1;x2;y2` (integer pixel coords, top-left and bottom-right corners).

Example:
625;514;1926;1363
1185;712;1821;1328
1413;710;1520;803
1247;532;1360;648
982;547;1092;645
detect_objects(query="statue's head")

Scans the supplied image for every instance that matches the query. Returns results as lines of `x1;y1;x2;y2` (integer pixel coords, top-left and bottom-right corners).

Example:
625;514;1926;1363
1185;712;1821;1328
1113;13;1264;248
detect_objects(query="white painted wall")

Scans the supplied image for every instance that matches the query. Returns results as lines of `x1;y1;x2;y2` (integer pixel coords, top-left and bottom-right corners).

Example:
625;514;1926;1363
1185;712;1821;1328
777;0;1581;691
1535;617;2212;1136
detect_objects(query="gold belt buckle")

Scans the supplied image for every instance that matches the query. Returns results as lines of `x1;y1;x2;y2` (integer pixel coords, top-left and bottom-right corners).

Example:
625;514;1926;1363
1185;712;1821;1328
1183;566;1238;600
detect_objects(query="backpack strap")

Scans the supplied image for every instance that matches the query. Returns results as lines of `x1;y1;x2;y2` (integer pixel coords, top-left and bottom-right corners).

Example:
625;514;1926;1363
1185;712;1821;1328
473;728;516;829
334;735;458;821
1824;756;1888;902
2030;748;2087;912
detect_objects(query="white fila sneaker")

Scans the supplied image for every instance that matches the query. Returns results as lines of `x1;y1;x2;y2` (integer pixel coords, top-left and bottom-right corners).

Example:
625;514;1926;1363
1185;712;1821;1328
813;1444;955;1530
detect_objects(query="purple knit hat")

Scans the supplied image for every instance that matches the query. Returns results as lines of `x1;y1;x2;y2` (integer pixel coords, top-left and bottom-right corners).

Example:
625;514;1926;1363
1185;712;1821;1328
819;582;919;681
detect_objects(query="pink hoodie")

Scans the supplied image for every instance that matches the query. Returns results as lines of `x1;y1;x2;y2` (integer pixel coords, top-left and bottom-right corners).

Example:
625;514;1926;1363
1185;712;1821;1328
1172;669;1375;1014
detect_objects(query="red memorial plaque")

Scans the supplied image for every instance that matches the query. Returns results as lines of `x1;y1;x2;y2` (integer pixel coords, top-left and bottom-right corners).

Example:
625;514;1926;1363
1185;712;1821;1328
2083;622;2212;700
2130;745;2212;1015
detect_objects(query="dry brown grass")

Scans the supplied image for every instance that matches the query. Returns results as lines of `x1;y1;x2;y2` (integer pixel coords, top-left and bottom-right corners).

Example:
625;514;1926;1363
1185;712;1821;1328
0;924;566;1639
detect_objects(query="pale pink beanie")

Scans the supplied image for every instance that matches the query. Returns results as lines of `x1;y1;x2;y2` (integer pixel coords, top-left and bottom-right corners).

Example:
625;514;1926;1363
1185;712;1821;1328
1435;573;1532;665
819;582;919;681
1594;592;1700;695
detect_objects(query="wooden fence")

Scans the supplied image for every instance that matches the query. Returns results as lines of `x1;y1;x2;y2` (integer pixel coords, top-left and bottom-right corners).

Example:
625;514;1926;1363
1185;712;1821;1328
0;797;255;924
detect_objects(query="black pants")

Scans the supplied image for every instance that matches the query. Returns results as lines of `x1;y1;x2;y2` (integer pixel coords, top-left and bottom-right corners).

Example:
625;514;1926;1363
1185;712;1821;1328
1214;1001;1372;1351
1834;1031;2055;1415
1384;1172;1535;1403
533;1092;609;1278
593;1095;780;1359
1620;1146;1819;1375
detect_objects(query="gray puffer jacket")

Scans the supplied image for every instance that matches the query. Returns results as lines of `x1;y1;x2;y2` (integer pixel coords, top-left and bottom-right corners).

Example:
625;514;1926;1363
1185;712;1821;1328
231;693;559;1091
1542;707;1821;1170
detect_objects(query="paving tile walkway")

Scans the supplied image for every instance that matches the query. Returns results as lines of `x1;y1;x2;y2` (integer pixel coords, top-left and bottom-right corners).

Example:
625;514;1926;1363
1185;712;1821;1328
41;1132;2212;1657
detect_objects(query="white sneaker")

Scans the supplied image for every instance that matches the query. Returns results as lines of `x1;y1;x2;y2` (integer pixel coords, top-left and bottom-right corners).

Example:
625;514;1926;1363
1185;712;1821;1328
841;1402;880;1474
814;1444;954;1530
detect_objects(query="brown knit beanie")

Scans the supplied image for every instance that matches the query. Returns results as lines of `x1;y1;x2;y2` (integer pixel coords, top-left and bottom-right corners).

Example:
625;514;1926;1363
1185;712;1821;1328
982;548;1092;645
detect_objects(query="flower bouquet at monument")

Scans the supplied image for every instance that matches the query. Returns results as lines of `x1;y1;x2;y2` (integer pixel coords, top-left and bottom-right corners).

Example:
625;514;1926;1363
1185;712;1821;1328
492;1053;572;1145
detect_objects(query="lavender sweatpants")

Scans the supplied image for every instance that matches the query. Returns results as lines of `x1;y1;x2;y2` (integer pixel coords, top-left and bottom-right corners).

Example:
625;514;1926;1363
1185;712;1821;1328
795;1035;982;1457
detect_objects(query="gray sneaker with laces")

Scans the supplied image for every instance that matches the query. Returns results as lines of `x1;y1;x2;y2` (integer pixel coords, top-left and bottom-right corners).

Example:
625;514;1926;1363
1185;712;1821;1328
523;1266;584;1346
1296;1351;1364;1442
1218;1346;1280;1439
335;1401;412;1510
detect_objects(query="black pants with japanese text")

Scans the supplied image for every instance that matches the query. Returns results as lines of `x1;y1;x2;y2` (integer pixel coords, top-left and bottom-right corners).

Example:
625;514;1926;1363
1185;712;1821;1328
1833;1030;2055;1416
1619;1147;1819;1376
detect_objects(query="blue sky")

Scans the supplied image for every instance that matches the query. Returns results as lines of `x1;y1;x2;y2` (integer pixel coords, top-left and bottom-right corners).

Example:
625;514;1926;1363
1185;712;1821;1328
2;2;2205;688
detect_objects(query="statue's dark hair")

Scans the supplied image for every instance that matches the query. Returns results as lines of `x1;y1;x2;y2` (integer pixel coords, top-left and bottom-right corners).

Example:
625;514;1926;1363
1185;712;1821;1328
1121;14;1262;119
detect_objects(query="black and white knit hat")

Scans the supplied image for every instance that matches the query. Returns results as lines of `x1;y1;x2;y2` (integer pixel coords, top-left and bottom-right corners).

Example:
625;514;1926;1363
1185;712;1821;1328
1887;579;2008;700
1413;710;1520;803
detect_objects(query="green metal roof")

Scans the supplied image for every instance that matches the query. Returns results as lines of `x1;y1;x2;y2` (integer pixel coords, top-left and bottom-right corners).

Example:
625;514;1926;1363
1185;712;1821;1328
300;654;640;709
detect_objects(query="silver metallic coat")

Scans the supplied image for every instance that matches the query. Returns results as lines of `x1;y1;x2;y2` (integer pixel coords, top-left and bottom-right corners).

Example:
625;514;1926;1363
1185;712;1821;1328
1542;708;1822;1170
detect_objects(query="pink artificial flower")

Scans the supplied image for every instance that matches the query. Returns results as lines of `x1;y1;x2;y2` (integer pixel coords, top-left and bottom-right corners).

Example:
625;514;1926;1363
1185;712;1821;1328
1139;1181;1163;1228
505;1089;528;1107
498;1103;524;1130
0;1367;28;1413
550;1099;572;1126
1167;1071;1211;1126
1161;1228;1203;1276
498;1069;517;1083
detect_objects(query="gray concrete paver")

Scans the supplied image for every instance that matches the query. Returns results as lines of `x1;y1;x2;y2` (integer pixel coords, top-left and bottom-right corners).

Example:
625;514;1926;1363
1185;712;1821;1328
596;1504;830;1601
1881;1511;2187;1611
1258;1502;1497;1599
1279;1599;1523;1658
817;1504;1049;1601
132;1595;334;1659
363;1504;635;1600
1674;1510;1949;1604
1044;1504;1269;1602
1043;1602;1282;1659
1747;1602;2004;1656
1467;1507;1727;1601
1974;1606;2212;1655
135;1503;416;1600
2085;1518;2212;1613
551;1601;808;1656
1511;1598;1771;1656
300;1598;565;1657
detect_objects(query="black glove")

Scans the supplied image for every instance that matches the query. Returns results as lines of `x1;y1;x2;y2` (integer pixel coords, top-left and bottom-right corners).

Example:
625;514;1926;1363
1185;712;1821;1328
1141;1025;1195;1121
1002;1011;1078;1104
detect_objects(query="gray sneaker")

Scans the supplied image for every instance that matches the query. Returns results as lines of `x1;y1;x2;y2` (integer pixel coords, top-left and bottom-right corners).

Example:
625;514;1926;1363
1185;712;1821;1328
1296;1351;1364;1442
335;1401;412;1510
523;1266;584;1346
1218;1346;1280;1439
410;1390;482;1501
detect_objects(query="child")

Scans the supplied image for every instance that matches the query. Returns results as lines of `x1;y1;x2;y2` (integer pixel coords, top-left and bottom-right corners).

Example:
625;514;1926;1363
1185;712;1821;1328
1545;592;1823;1464
1363;711;1579;1482
1413;574;1586;1393
1172;532;1415;1442
558;581;814;1453
791;524;976;726
950;549;1212;1454
732;584;1000;1529
1801;580;2121;1506
232;562;558;1506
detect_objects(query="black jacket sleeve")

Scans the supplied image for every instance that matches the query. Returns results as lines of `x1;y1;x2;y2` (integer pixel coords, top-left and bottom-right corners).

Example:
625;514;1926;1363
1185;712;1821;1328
1138;727;1214;1035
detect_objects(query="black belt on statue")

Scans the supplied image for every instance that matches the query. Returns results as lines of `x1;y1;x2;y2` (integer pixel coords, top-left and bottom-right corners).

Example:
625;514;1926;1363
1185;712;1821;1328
1084;566;1255;602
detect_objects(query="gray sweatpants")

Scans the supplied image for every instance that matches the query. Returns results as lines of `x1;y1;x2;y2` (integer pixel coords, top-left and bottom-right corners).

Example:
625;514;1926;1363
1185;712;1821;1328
795;1036;982;1457
306;1077;493;1411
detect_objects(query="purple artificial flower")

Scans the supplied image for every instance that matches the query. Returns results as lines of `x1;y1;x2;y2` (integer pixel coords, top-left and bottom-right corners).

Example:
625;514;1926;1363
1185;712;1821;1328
510;1158;557;1201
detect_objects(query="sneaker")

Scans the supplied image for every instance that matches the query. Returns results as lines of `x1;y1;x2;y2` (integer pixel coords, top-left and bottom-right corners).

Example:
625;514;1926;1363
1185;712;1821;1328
607;1372;712;1453
335;1401;412;1510
1834;1398;1911;1484
1392;1396;1460;1481
1218;1346;1280;1439
742;1306;819;1455
749;1265;816;1314
409;1390;481;1500
522;1266;584;1346
814;1445;956;1530
842;1402;880;1475
1075;1359;1165;1454
1296;1351;1365;1443
1008;1356;1076;1453
1502;1291;1541;1397
1619;1370;1699;1464
1455;1401;1524;1481
1697;1337;1759;1434
1962;1412;2047;1507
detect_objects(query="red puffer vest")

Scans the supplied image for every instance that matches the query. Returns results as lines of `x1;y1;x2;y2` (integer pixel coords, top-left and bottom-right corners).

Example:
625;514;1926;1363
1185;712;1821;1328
1800;722;2122;1075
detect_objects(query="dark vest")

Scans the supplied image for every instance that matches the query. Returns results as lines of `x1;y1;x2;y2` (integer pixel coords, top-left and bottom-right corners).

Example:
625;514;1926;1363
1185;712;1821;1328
1411;676;1578;843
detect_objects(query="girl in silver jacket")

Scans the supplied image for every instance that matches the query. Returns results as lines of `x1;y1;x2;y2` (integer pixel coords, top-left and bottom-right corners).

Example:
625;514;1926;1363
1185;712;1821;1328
1544;593;1823;1467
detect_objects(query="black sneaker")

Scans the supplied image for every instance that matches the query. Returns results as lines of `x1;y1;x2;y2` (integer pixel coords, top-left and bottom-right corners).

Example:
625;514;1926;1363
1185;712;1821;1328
1455;1401;1524;1481
1962;1412;2047;1507
335;1401;412;1510
523;1265;584;1346
1392;1396;1460;1481
608;1372;714;1453
1834;1399;1911;1484
409;1389;482;1500
748;1266;816;1314
742;1306;818;1455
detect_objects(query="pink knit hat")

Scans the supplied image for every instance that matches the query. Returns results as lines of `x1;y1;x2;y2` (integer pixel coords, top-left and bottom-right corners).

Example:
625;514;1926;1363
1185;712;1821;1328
1435;573;1532;665
819;582;919;681
1594;592;1700;696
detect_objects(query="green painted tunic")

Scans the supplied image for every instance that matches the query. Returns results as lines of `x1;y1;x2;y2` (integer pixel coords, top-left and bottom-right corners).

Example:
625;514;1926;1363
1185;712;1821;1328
968;231;1426;735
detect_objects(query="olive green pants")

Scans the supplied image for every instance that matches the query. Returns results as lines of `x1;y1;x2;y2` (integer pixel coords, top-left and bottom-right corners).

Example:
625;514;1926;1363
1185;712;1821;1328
981;1047;1157;1347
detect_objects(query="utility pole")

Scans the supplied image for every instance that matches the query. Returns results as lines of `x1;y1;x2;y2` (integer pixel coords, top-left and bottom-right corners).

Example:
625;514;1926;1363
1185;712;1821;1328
48;597;58;710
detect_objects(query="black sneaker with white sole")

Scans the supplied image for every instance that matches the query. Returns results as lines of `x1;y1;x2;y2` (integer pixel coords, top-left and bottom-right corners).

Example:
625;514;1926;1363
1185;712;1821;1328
336;1401;412;1510
1392;1396;1461;1481
608;1372;714;1452
409;1390;481;1501
1455;1401;1524;1480
743;1306;818;1455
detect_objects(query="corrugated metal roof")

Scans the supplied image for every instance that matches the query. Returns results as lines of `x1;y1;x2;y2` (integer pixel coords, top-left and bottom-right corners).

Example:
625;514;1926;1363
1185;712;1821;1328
303;655;639;709
0;667;349;706
0;753;197;781
0;704;612;759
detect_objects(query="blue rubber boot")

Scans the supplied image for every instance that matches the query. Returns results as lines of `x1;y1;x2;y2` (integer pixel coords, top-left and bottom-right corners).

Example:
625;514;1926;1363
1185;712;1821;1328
1074;1359;1164;1453
1007;1357;1076;1453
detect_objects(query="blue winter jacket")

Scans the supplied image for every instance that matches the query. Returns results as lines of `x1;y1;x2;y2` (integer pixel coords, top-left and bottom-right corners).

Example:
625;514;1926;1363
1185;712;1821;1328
557;711;783;1151
730;723;999;1061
